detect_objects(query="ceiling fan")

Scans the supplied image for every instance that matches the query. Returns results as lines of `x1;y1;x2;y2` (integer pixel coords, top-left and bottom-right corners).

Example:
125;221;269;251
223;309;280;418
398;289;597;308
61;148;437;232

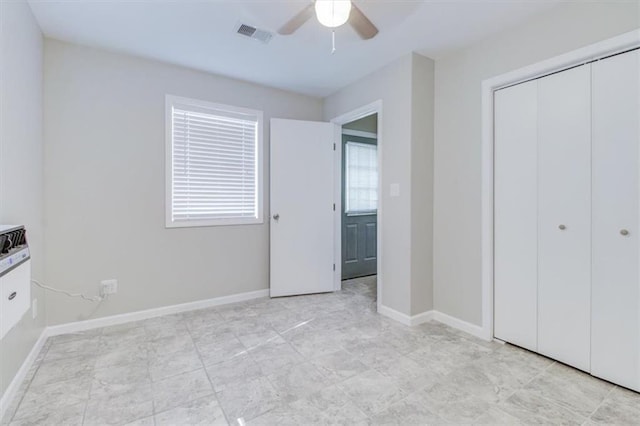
278;0;379;40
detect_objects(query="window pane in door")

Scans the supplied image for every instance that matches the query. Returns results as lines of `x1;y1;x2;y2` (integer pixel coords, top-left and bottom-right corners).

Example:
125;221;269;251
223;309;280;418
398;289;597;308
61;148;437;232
345;141;377;213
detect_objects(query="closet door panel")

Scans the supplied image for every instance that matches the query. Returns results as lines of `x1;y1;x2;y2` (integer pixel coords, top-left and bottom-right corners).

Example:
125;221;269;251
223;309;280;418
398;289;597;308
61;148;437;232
537;64;592;372
494;80;538;351
591;50;640;391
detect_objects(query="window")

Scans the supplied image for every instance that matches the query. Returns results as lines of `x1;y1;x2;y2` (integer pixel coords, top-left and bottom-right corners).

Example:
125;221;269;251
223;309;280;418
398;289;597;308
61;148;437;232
166;95;263;227
345;141;378;214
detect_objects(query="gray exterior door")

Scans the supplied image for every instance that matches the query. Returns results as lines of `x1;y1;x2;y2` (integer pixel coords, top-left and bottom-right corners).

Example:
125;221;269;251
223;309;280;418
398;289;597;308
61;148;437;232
342;134;377;279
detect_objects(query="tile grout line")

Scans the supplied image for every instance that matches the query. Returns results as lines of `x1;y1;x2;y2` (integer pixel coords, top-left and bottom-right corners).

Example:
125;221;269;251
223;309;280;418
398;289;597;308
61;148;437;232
6;339;52;424
276;295;377;417
231;305;298;424
79;346;99;426
87;321;165;425
145;325;156;425
243;308;337;422
490;346;554;404
584;384;617;422
237;289;380;423
241;299;328;420
460;348;559;424
483;359;559;423
184;315;233;426
513;361;599;423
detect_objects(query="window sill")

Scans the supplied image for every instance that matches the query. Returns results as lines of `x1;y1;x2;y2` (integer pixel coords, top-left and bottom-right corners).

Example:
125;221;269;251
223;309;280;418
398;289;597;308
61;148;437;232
166;217;264;228
345;211;377;217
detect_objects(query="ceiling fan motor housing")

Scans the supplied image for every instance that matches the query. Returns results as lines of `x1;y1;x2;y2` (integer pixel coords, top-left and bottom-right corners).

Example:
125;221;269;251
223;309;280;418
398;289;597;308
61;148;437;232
315;0;352;28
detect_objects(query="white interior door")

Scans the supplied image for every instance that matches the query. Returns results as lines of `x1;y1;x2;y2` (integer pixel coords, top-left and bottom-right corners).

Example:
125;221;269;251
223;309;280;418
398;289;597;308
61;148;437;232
270;118;336;297
494;80;539;352
591;49;640;391
537;64;592;372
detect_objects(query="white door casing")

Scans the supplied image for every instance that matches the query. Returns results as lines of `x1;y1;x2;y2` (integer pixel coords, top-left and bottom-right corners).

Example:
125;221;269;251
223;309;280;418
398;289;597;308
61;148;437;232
270;118;336;297
591;49;640;391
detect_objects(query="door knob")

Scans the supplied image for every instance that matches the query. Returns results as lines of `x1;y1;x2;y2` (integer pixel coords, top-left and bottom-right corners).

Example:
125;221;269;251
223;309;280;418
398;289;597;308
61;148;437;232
558;224;566;230
273;213;280;221
620;229;630;236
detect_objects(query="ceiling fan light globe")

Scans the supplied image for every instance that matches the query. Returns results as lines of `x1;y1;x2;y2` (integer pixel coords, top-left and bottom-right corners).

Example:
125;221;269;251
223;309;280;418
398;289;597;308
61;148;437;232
315;0;352;28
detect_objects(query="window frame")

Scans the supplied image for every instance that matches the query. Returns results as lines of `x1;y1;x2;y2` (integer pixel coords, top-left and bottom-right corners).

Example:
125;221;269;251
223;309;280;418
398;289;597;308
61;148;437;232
165;95;264;228
344;139;378;215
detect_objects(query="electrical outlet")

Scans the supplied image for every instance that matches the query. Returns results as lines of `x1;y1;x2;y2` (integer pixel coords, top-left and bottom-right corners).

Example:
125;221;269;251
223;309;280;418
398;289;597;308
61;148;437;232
100;279;118;296
32;299;37;319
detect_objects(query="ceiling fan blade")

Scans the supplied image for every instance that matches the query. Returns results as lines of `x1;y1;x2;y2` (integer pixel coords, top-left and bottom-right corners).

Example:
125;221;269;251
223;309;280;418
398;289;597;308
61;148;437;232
278;3;315;35
349;3;378;40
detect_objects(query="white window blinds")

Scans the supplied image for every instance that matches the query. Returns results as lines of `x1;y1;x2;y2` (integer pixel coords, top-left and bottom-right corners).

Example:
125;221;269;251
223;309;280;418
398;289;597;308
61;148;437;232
345;141;378;213
167;96;263;227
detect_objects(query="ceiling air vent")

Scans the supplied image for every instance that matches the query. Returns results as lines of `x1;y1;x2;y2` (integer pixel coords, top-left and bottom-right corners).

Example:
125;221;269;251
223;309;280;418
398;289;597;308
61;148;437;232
235;23;274;44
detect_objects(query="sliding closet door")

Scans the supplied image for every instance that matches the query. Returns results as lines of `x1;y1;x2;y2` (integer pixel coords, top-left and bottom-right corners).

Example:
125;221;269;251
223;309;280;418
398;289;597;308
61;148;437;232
494;80;538;351
591;50;640;391
537;65;592;372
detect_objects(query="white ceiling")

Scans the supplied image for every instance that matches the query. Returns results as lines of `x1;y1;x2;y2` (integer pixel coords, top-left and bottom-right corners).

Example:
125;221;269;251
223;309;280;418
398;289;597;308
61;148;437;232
28;0;562;97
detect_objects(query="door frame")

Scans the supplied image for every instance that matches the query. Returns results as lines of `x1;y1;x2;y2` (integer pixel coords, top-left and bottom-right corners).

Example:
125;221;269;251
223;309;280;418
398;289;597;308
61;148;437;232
480;29;640;341
330;101;383;310
341;132;378;281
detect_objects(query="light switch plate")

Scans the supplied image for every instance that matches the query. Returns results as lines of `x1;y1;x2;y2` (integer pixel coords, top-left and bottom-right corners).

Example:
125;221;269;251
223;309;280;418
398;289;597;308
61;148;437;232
390;183;400;197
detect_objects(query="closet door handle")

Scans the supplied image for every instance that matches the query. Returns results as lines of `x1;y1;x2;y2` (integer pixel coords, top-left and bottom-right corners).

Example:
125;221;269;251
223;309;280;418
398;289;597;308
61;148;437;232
620;229;629;236
558;224;566;230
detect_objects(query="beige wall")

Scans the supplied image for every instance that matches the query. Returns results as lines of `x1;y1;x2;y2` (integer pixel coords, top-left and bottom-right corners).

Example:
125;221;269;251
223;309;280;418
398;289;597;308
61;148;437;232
0;0;46;399
324;53;435;316
43;40;323;325
433;2;640;326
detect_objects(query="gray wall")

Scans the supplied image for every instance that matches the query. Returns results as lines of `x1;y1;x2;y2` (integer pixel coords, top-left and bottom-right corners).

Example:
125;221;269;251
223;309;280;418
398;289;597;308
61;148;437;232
410;54;435;316
433;1;640;326
0;0;47;399
43;40;323;325
324;53;435;317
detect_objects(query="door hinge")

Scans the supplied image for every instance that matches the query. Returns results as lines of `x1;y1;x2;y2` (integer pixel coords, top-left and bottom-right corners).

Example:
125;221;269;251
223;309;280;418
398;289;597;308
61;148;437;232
333;263;336;271
333;203;336;211
333;143;336;151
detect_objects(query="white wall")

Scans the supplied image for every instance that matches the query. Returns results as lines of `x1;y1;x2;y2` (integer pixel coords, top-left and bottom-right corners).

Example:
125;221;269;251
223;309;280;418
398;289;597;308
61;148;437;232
43;40;323;325
324;53;435;317
0;0;46;399
433;2;640;326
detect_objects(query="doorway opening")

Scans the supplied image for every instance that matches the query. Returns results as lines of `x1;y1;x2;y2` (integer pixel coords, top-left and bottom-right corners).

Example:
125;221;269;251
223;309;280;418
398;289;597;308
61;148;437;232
340;113;378;302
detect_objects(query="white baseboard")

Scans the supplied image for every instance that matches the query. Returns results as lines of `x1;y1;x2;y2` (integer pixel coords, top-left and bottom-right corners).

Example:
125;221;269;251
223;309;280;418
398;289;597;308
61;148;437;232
409;310;434;326
378;304;411;325
378;305;492;342
378;305;434;326
1;288;270;420
2;289;490;423
47;288;269;337
431;310;491;341
0;328;47;421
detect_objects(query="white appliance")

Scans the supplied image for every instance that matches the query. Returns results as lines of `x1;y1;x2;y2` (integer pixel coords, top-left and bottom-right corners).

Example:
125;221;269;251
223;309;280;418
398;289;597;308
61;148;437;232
0;225;31;340
494;48;640;391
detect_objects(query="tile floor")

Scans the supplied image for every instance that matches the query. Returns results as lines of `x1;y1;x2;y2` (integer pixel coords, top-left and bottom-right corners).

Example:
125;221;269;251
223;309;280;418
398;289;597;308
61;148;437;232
2;276;639;425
